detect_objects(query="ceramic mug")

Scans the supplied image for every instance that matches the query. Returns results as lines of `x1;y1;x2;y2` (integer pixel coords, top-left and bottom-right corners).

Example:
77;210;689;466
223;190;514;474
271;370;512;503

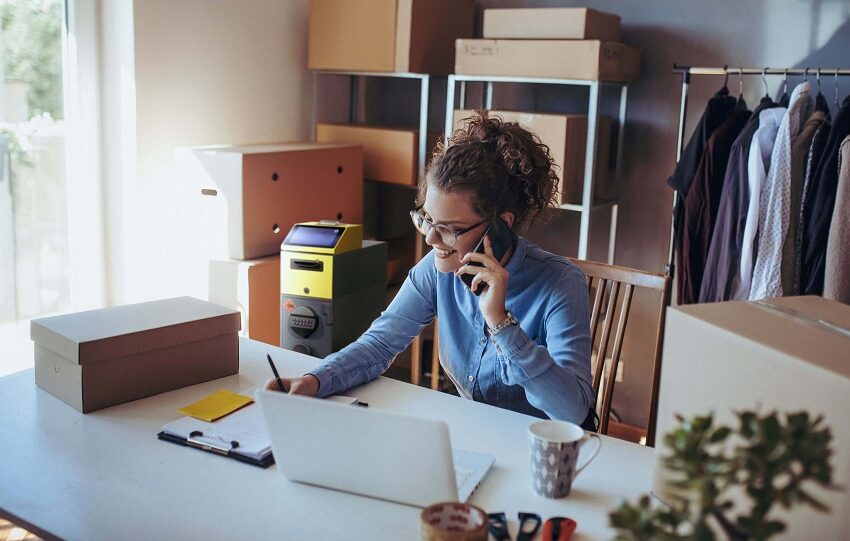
528;420;602;498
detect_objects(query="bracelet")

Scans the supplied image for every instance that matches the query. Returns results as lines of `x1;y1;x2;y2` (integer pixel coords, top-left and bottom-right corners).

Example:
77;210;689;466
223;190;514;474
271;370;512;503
487;311;518;337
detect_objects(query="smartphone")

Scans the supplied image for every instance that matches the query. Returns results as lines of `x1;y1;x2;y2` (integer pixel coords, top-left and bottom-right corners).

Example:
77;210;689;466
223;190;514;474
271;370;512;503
461;217;517;295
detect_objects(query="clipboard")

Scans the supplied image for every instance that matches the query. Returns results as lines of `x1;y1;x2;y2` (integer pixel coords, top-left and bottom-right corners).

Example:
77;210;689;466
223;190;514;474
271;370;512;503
157;392;362;468
158;399;274;468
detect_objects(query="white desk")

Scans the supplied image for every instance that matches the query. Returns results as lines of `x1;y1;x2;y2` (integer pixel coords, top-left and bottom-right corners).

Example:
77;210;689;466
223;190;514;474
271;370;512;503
0;338;655;540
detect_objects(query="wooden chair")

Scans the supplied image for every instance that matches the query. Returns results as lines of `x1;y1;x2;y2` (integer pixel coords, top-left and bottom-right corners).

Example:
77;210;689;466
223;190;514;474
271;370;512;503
425;259;671;447
568;258;671;447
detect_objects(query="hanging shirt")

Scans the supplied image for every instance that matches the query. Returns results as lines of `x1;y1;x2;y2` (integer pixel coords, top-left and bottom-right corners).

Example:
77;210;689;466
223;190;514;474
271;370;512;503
308;236;594;424
678;108;751;304
824;135;850;303
699;99;779;303
781;110;826;295
793;117;831;294
750;83;814;300
668;87;736;272
801;95;850;295
737;107;786;300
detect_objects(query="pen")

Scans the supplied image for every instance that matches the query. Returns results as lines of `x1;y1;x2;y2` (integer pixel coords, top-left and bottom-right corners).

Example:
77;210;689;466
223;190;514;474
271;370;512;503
266;354;287;393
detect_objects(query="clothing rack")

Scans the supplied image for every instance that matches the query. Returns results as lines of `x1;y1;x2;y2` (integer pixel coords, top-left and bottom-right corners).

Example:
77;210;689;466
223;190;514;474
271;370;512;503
666;63;850;278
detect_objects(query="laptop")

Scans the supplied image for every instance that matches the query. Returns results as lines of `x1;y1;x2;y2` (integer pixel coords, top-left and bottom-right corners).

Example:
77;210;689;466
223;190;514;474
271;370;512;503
255;390;494;507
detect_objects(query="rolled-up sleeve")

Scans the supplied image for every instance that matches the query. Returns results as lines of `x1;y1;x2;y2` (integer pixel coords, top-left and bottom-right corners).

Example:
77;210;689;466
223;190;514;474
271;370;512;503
309;254;437;398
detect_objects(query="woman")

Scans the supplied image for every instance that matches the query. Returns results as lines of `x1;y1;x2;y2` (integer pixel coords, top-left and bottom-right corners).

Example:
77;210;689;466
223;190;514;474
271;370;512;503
269;111;595;427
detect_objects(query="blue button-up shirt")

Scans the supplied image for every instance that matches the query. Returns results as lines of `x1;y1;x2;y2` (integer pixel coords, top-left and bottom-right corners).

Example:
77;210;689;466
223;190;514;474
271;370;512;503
310;236;593;423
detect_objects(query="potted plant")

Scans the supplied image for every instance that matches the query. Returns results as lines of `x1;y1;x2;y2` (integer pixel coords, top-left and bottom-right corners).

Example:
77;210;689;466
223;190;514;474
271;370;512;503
610;410;837;540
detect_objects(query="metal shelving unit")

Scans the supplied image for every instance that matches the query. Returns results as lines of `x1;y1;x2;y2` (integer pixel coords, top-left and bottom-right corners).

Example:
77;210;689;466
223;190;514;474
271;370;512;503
312;70;436;386
444;74;630;264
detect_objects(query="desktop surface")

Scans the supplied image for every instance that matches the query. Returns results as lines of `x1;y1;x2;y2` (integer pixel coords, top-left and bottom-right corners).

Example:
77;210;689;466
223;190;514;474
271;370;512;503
0;338;655;540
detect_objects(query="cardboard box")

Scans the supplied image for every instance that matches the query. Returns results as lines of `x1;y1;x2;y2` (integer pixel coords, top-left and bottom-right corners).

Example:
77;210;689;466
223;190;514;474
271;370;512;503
317;123;438;186
176;143;363;260
483;8;621;41
454;40;640;82
453;110;613;204
308;0;475;74
209;256;281;347
30;297;241;413
656;296;850;539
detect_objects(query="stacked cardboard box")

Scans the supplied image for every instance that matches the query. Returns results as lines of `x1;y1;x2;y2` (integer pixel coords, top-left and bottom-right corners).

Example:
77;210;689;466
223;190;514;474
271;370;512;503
308;0;475;75
455;8;640;82
453;110;614;205
177;143;364;345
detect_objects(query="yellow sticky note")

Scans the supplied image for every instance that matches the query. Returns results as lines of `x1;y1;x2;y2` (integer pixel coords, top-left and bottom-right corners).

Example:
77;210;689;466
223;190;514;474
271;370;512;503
178;390;254;422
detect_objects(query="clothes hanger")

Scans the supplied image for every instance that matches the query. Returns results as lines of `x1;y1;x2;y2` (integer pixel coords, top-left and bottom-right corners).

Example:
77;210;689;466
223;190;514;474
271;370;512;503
836;71;841;111
719;64;731;95
815;68;831;116
779;68;790;107
735;68;748;110
760;68;775;105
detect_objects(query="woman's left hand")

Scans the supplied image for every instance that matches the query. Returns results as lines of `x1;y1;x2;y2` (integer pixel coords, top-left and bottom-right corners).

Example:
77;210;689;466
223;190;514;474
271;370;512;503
455;235;509;327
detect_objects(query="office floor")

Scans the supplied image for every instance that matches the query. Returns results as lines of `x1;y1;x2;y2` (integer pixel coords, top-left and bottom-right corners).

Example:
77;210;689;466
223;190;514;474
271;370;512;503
0;520;40;541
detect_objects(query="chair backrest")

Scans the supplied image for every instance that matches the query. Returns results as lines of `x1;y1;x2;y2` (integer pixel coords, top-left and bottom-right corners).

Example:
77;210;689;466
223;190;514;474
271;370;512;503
568;258;671;447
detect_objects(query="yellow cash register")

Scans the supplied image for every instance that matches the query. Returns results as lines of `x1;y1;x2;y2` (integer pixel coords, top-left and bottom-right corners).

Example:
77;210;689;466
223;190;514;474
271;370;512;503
280;221;387;357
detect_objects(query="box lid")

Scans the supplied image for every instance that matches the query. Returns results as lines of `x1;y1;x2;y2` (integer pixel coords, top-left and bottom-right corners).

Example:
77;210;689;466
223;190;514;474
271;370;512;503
31;297;241;365
674;296;850;380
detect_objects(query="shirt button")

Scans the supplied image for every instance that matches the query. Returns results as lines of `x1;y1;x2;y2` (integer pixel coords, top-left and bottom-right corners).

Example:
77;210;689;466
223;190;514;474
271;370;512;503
468;375;474;382
479;337;486;345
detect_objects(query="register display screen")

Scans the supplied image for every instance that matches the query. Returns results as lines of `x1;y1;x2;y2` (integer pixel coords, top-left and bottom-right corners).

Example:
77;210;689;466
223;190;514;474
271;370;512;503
283;225;344;248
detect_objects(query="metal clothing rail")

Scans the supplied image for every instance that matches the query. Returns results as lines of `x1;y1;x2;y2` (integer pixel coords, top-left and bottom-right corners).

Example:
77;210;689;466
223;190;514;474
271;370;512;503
666;64;850;278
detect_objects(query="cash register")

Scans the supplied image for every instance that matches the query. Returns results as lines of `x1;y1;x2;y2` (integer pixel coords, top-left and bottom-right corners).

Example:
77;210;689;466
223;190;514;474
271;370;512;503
280;221;387;357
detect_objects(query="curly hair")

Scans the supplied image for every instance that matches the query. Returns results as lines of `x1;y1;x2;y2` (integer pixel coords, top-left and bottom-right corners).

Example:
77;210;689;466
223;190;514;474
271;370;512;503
419;110;559;230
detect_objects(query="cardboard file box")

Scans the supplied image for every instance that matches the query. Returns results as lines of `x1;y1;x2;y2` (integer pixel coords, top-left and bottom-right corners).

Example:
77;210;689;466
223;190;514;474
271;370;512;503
656;296;850;539
454;40;640;82
308;0;475;74
453;110;613;204
176;143;363;260
209;256;281;347
31;297;241;413
317;123;438;186
483;7;621;41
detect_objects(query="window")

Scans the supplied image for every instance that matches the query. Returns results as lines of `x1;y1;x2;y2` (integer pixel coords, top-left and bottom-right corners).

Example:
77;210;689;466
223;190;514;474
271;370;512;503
0;0;103;376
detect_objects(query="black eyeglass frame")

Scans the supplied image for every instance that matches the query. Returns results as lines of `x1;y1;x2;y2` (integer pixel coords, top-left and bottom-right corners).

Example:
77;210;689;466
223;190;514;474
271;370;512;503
409;203;486;247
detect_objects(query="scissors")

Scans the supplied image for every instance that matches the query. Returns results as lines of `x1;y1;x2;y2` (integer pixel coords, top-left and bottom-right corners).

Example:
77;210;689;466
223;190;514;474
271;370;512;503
487;512;542;541
542;516;577;541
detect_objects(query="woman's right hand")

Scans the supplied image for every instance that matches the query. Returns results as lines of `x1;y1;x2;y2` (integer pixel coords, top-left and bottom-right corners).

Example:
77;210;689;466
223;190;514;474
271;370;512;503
263;374;320;397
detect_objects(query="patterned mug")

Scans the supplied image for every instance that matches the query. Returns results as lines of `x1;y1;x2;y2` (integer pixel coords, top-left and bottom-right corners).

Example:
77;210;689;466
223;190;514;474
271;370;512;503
528;420;602;498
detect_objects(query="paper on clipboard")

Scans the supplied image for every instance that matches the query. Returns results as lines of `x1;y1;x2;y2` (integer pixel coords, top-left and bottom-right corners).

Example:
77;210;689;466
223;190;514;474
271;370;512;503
159;391;362;465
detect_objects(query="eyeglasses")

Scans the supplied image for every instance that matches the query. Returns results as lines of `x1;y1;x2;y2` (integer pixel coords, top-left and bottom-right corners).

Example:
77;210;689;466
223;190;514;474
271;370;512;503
409;203;485;247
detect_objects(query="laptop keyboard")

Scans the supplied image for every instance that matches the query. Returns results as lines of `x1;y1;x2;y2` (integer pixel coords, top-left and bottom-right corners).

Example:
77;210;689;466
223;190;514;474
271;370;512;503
454;467;473;488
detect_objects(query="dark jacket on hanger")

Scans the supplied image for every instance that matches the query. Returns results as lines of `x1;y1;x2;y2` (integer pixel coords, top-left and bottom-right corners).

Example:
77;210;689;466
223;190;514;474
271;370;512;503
678;108;751;304
794;117;831;294
668;87;736;273
800;95;850;295
699;100;778;303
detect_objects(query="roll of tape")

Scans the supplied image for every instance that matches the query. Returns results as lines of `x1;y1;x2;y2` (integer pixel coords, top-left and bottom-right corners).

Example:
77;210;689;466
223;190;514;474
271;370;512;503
421;502;488;541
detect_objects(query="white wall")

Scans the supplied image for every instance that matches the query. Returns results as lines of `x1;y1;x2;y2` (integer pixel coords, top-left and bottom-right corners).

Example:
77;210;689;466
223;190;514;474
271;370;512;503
101;0;311;305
